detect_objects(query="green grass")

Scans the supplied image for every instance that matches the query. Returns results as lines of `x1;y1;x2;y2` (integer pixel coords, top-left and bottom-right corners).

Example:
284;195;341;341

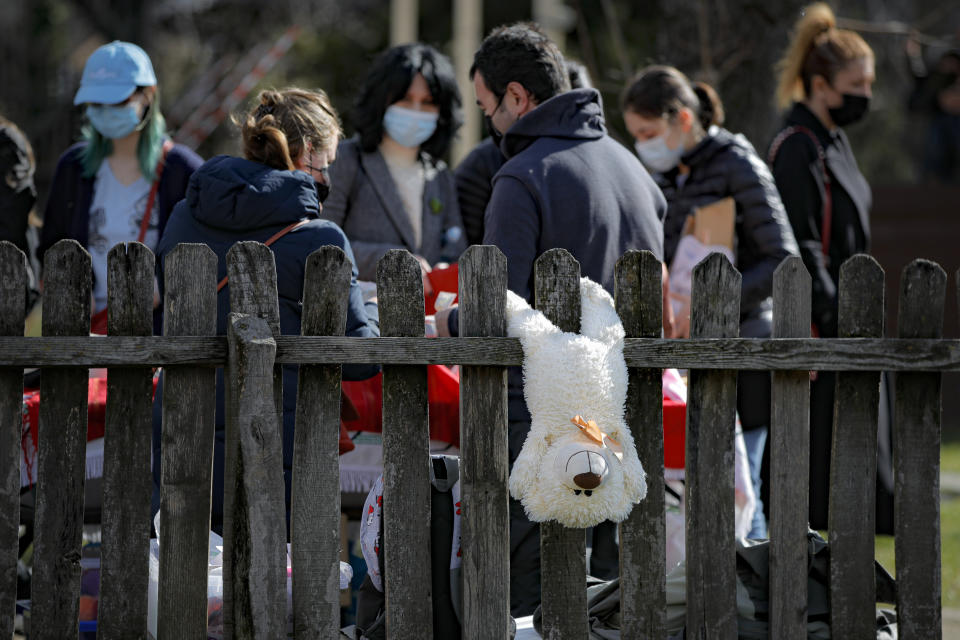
873;440;960;609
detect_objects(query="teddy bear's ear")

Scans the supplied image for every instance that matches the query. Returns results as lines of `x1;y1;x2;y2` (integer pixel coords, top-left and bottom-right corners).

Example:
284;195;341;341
577;278;625;345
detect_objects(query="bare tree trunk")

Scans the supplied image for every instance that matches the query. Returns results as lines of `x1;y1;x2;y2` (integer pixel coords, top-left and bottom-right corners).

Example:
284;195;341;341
655;0;807;147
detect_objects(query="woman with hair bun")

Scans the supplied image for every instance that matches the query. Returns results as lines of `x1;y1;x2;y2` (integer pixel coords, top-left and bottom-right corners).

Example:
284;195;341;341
321;43;466;287
769;3;877;531
152;88;380;532
622;65;799;539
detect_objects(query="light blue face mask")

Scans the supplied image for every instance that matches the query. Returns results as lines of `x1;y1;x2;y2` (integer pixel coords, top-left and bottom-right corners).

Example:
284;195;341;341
634;134;684;174
383;105;438;149
86;103;144;139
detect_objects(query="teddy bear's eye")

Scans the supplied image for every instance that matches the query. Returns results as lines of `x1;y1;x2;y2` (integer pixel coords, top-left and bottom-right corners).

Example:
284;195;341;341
573;489;582;496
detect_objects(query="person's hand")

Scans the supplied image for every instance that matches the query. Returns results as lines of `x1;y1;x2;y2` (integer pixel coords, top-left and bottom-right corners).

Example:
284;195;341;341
415;254;434;296
435;304;457;337
905;32;922;59
671;311;690;339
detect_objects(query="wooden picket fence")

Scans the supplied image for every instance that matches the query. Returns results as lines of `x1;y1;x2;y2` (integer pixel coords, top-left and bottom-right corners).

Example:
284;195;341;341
0;238;953;639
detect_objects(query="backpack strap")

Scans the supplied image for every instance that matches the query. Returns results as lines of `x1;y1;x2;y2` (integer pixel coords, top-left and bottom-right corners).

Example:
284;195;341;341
90;139;175;334
768;126;833;263
215;218;312;292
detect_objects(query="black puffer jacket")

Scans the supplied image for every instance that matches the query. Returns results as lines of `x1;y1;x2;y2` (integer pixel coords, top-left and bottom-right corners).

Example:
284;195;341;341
657;127;798;430
657;127;798;325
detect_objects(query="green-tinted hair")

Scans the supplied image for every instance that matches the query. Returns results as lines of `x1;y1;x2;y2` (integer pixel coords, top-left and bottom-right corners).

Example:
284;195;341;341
79;90;168;180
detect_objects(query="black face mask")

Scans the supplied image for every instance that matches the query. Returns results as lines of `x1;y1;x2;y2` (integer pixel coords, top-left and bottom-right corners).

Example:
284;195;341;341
828;93;870;127
315;180;330;205
485;115;503;151
311;166;331;204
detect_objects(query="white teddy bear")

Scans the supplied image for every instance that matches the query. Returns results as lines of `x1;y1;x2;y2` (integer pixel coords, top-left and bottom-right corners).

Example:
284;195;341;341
507;277;647;528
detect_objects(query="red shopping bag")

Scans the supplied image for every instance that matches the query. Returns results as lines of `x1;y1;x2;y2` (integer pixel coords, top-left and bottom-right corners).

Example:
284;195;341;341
340;365;461;447
425;264;458;315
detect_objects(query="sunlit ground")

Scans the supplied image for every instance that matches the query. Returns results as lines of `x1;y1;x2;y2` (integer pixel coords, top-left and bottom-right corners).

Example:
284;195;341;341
873;439;960;633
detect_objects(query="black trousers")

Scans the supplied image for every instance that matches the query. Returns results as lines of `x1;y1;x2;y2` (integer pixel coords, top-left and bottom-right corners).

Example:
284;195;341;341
800;371;895;534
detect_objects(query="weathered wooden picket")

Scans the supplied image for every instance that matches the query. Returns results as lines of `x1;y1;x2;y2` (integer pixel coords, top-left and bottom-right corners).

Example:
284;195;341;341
0;237;953;639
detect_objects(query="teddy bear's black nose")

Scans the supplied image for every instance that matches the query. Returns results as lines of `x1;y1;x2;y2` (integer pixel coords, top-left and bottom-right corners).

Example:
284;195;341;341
565;450;609;490
573;472;602;489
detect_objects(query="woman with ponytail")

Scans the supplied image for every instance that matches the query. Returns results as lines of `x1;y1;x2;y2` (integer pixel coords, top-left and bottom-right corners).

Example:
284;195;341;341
40;41;202;332
769;3;877;531
152;88;380;532
622;65;798;539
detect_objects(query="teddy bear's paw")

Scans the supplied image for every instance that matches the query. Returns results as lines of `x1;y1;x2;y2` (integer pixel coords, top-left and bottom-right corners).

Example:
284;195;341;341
509;450;543;502
508;473;526;501
623;464;648;502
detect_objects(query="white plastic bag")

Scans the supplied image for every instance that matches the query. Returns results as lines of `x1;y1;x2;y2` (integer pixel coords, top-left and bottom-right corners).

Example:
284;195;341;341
668;235;735;338
146;508;352;639
147;528;225;639
660;369;757;571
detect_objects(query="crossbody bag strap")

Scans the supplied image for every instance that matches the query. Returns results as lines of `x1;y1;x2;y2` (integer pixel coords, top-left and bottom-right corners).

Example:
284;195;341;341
137;139;175;244
216;218;312;292
768;125;833;263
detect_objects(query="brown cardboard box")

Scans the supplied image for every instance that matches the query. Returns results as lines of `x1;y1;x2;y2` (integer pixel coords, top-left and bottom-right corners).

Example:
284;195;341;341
691;196;735;249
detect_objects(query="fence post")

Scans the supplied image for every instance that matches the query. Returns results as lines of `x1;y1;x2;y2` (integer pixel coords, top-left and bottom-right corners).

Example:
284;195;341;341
291;246;352;637
894;259;946;639
226;312;287;638
224;241;285;639
685;252;740;639
829;254;884;638
615;250;665;637
99;243;155;637
32;240;91;639
534;248;589;639
225;241;283;421
378;249;432;638
769;256;811;639
158;243;217;640
0;242;26;639
459;245;510;639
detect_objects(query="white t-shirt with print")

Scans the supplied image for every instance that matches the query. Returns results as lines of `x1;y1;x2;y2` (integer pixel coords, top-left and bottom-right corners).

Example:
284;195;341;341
87;160;155;312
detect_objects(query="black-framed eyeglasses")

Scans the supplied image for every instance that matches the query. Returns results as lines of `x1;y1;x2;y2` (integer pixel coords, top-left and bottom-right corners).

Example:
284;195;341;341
306;164;331;184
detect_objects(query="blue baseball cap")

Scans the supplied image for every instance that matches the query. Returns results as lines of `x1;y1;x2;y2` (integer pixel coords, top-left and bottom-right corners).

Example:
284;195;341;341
73;41;157;106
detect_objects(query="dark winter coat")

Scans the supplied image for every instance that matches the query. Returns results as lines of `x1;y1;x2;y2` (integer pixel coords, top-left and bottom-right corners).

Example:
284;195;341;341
38;141;202;265
657;127;799;326
484;87;666;424
39;140;202;333
769;102;871;338
769;102;876;530
486;87;666;301
656;127;799;430
321;137;466;280
454;137;504;246
151;155;380;531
